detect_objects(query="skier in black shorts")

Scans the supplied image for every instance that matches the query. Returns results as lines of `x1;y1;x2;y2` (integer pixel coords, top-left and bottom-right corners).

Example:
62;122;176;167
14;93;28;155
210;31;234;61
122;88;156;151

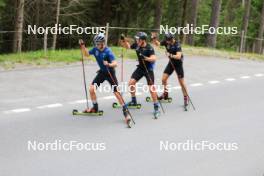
120;32;160;117
153;33;189;107
79;33;132;126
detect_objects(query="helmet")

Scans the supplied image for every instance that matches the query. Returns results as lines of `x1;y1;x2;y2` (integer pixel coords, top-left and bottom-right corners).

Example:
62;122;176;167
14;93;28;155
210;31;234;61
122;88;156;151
164;33;175;41
136;32;148;40
93;33;105;45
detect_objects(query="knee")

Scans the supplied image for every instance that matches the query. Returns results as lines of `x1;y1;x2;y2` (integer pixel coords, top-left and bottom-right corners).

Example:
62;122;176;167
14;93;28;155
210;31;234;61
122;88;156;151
162;77;167;85
89;85;95;93
179;79;185;86
129;79;136;86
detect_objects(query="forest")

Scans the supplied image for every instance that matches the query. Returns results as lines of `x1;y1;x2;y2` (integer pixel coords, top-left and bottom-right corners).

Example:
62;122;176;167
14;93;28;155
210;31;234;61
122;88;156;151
0;0;263;55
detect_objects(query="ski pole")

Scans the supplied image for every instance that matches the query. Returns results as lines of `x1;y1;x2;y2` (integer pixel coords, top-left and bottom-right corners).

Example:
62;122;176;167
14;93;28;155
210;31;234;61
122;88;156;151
139;53;165;114
104;61;136;124
166;52;196;111
121;47;124;82
79;40;89;109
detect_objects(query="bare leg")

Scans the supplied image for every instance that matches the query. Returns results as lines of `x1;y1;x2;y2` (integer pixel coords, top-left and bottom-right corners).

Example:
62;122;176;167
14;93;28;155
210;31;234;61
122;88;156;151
89;84;97;102
178;78;188;97
128;79;137;97
161;73;169;95
149;85;158;103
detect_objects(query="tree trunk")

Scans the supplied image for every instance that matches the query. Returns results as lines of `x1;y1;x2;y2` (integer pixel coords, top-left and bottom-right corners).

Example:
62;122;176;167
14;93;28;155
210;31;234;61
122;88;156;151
186;0;199;45
32;0;40;50
206;0;221;48
13;0;25;53
181;0;188;44
240;0;251;52
154;0;163;29
101;0;111;25
52;0;61;50
255;1;264;54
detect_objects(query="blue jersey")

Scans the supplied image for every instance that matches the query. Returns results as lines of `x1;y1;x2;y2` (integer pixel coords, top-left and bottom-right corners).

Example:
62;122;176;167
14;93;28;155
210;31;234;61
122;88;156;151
131;43;155;71
88;47;115;72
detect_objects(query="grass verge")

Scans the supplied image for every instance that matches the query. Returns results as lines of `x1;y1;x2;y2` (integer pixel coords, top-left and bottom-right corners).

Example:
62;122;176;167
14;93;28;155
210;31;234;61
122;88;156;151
0;46;263;70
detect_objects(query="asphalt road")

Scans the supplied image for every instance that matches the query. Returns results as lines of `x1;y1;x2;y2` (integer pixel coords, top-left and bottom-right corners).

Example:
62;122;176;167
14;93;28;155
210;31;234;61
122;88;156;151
0;54;264;176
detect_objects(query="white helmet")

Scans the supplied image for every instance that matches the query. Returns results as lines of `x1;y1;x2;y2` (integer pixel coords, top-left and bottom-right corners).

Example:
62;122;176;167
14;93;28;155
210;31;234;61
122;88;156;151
93;33;105;45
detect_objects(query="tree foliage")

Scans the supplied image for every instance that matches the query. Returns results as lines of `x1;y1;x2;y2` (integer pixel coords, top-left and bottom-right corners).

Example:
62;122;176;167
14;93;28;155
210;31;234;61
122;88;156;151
0;0;263;54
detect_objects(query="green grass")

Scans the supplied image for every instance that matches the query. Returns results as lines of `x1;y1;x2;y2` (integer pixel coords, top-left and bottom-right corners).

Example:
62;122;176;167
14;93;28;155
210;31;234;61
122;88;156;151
0;47;137;69
0;46;263;70
182;45;264;61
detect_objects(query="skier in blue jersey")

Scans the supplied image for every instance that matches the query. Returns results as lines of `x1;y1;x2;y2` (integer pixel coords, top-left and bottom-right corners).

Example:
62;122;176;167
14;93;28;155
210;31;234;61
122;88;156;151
79;33;132;126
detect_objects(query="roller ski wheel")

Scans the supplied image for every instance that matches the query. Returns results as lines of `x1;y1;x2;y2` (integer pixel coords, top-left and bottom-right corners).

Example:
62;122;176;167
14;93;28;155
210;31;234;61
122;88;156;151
72;109;103;116
112;102;119;108
184;99;189;111
125;117;132;128
184;103;189;111
153;110;161;119
146;96;151;102
146;96;172;103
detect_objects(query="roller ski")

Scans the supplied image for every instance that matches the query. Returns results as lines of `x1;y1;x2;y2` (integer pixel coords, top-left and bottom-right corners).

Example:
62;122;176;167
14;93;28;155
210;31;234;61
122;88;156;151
72;108;103;116
183;96;189;111
146;94;172;103
112;101;141;109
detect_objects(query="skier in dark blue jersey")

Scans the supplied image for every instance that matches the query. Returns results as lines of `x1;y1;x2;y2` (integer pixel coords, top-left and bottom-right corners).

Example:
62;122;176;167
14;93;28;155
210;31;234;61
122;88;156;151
120;32;161;118
152;32;189;108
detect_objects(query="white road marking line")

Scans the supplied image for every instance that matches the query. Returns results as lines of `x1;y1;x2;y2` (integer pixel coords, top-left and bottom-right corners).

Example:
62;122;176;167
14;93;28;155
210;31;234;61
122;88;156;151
36;103;63;109
102;95;115;100
68;99;89;104
190;83;203;87
254;73;263;77
173;86;181;90
208;80;220;84
4;108;31;114
240;75;250;79
225;78;236;81
11;73;259;114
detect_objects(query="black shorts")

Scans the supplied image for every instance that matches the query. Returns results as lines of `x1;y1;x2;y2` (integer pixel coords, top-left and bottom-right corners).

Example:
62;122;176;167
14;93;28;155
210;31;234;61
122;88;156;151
92;70;118;92
164;60;184;78
131;66;154;85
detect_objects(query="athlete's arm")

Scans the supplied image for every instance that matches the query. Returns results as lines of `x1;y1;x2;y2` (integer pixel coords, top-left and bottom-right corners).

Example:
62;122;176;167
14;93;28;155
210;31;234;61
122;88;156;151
103;49;118;68
144;54;157;62
171;52;182;60
108;60;118;68
103;59;118;68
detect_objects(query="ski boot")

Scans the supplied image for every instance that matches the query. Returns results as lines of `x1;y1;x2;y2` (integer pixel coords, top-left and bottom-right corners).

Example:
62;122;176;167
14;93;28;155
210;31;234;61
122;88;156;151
153;103;161;119
123;107;132;128
157;92;172;103
184;96;189;111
